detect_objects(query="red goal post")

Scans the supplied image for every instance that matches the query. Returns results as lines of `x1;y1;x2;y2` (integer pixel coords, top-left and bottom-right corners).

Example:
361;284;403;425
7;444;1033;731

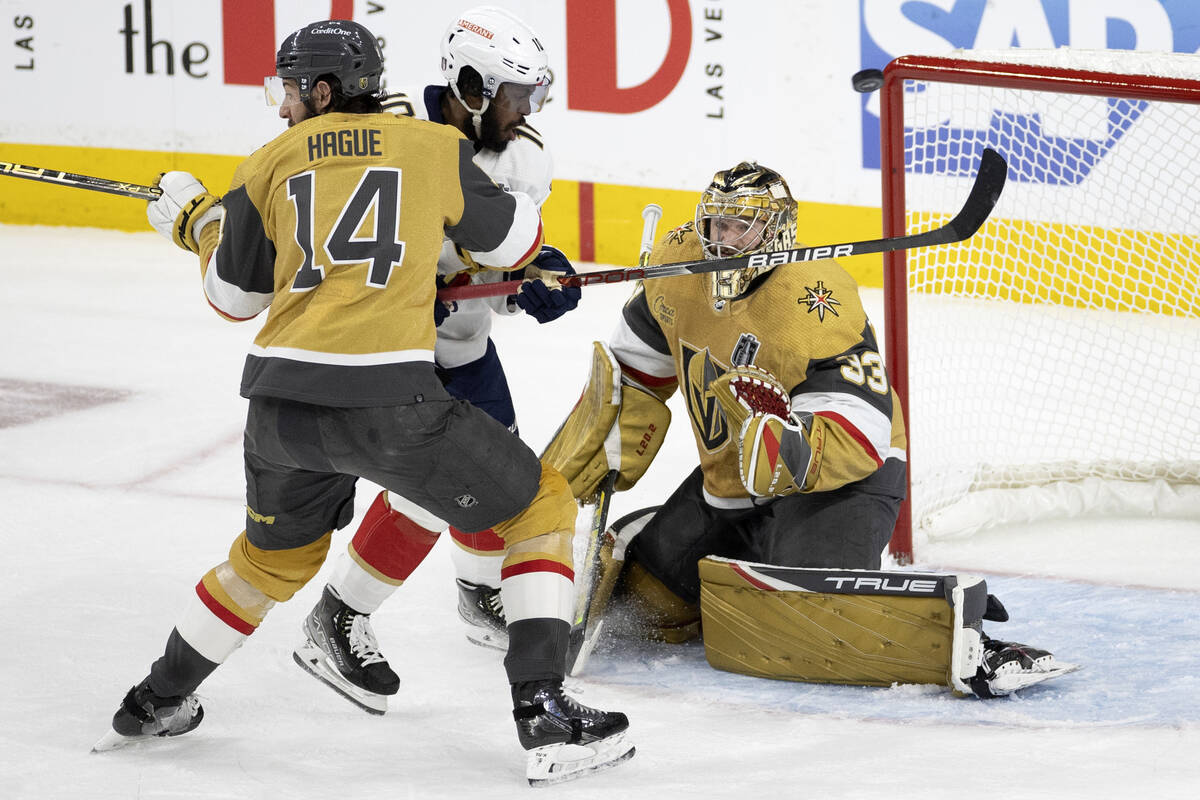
879;50;1200;564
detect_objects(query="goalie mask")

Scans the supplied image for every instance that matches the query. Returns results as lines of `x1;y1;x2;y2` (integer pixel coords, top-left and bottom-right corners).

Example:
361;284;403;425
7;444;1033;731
268;20;384;105
440;6;551;138
696;162;798;303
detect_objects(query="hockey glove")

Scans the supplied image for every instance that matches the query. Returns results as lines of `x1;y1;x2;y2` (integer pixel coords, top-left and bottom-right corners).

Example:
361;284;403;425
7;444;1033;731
434;298;451;327
515;245;581;323
146;171;223;254
710;366;812;497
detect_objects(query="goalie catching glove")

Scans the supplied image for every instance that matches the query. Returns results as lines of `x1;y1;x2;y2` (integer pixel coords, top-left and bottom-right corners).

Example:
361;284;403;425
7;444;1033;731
709;365;814;497
146;171;223;254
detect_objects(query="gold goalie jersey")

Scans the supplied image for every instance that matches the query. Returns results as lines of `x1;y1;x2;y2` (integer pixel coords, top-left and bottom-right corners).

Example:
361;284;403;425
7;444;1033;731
194;111;543;406
609;221;907;502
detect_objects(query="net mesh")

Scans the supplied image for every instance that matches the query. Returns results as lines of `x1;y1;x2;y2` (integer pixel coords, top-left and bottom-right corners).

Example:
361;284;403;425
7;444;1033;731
896;50;1200;536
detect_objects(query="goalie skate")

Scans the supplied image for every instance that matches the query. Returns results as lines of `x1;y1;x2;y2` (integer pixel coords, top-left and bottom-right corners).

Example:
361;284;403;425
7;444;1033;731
969;638;1081;698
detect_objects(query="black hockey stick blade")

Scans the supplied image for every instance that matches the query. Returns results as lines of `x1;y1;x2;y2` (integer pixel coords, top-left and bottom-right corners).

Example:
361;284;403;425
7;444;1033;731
0;160;161;200
438;147;1008;302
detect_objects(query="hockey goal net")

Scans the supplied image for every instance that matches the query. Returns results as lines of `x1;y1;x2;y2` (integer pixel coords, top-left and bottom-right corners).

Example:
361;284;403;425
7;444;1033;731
880;50;1200;563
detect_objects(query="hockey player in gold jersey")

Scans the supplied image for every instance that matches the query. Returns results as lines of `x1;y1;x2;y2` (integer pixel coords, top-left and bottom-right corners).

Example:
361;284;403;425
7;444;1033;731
294;10;577;707
548;162;1072;697
95;19;633;786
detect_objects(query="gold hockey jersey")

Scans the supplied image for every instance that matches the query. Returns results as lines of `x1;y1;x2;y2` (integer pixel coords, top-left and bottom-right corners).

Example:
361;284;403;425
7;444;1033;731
195;110;543;406
609;221;906;502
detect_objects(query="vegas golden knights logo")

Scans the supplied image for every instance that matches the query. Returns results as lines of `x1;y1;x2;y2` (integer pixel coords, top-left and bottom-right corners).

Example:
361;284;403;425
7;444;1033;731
680;342;729;452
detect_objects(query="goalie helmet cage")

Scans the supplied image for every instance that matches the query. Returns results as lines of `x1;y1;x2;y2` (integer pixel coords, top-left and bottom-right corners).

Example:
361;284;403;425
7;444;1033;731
880;50;1200;564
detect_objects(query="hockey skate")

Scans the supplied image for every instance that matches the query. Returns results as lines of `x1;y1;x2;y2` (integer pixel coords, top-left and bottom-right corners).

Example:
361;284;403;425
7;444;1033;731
457;578;508;651
969;636;1080;698
92;679;204;752
512;680;635;786
292;585;399;715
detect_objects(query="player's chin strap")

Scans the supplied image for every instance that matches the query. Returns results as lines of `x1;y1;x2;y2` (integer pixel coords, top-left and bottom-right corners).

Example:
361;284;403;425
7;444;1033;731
449;86;489;140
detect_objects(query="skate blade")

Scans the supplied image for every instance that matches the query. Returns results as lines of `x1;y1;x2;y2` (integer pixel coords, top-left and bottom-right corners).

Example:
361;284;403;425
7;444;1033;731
989;660;1082;695
464;627;508;652
292;644;389;715
91;728;135;753
526;732;635;787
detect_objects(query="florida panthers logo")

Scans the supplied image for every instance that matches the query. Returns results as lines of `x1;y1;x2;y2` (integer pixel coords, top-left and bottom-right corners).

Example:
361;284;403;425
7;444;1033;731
680;342;729;452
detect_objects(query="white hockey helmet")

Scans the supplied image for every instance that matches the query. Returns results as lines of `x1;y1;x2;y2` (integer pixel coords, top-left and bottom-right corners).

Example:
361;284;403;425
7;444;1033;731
440;6;551;130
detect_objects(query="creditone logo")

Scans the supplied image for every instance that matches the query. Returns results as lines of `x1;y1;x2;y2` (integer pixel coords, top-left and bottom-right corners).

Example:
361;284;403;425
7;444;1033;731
857;0;1200;182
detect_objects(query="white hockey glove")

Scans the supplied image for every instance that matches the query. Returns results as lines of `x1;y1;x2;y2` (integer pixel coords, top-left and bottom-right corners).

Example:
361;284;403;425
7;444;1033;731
146;171;223;254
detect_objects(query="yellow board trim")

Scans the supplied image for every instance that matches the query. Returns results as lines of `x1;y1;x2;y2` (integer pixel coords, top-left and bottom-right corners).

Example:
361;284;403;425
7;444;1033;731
914;214;1200;316
1;144;885;287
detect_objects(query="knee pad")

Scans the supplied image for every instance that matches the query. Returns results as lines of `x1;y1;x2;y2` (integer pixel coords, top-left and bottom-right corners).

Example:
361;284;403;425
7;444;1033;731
492;465;576;548
228;530;332;603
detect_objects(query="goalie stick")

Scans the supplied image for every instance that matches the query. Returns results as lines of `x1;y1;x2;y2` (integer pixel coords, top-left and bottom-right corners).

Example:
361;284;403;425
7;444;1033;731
565;203;663;676
439;147;1007;302
0;160;161;200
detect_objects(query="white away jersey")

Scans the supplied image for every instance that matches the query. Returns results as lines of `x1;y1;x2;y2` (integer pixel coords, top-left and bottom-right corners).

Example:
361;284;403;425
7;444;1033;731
383;87;554;368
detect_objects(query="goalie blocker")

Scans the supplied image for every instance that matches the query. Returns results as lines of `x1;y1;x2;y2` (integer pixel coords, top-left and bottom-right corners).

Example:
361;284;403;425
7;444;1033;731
699;558;1000;695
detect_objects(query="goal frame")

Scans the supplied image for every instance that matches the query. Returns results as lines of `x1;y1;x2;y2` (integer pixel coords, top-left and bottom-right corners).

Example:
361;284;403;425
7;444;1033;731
879;53;1200;564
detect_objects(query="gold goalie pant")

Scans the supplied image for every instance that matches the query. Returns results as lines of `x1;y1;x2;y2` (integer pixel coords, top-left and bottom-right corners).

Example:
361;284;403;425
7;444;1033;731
698;557;989;693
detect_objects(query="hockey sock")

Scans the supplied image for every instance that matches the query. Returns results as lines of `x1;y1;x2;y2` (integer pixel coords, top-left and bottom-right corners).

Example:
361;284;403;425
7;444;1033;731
334;490;444;613
449;525;506;587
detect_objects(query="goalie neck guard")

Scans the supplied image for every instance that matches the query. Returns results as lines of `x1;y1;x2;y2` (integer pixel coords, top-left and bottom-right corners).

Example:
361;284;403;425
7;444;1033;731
696;162;798;304
274;20;384;102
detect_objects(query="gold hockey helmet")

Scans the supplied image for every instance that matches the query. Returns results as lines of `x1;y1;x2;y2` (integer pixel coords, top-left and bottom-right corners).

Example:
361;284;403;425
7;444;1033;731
695;162;797;302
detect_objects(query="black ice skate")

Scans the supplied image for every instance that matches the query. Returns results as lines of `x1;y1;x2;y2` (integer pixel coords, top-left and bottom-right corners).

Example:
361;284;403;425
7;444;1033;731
969;636;1080;698
457;578;508;651
512;680;635;786
292;585;399;715
92;679;203;752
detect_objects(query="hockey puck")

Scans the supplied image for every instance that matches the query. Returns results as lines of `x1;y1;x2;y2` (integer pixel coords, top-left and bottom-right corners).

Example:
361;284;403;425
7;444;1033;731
851;68;884;93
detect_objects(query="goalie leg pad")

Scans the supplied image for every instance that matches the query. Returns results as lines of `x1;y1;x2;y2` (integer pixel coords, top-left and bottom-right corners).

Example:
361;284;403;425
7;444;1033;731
541;341;671;500
623;562;701;643
698;558;989;689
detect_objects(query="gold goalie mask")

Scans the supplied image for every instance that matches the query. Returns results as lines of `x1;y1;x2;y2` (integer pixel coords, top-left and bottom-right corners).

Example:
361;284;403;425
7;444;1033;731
695;161;798;303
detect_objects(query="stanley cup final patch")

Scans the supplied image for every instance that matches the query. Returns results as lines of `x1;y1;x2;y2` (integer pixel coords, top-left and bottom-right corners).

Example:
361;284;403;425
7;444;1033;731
800;281;841;321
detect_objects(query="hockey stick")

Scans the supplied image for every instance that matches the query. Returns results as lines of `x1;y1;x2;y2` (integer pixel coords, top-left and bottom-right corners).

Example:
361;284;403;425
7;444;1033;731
0;160;161;200
439;147;1007;302
566;469;618;676
565;203;663;677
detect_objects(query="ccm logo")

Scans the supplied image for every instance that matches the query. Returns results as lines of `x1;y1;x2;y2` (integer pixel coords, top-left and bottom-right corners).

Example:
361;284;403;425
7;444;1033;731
823;576;939;593
748;244;854;269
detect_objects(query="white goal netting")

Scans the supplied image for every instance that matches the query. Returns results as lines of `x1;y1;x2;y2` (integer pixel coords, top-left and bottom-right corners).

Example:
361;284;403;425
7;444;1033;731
888;49;1200;539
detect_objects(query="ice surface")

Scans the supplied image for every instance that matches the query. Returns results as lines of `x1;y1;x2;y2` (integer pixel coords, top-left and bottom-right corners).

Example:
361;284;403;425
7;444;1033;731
0;225;1196;799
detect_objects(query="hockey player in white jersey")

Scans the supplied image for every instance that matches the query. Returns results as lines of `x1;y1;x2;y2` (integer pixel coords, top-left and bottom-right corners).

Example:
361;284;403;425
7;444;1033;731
292;6;581;715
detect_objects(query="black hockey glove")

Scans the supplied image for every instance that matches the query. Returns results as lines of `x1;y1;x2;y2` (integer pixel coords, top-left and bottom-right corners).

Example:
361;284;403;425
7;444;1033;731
515;245;581;324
